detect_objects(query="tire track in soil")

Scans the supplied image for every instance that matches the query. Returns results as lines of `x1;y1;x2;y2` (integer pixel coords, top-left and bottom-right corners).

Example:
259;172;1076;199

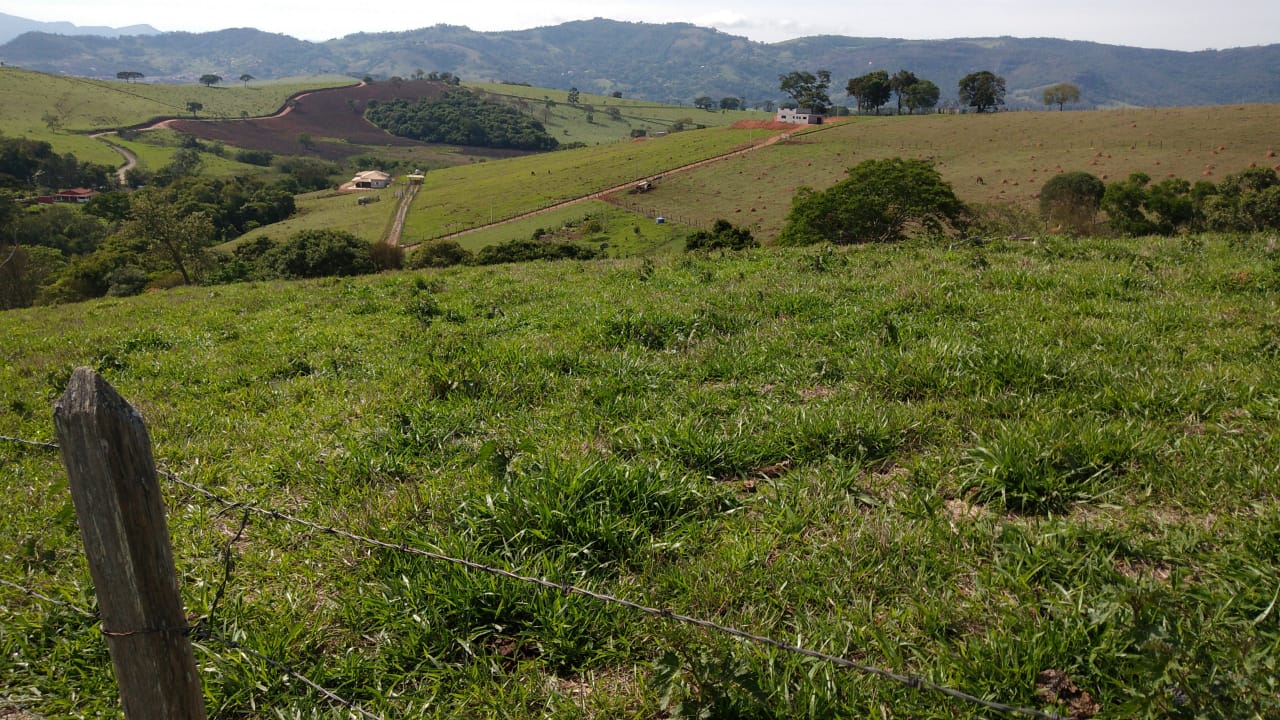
403;128;795;250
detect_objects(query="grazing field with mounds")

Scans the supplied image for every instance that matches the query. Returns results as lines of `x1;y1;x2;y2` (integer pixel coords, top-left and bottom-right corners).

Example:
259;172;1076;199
2;234;1278;718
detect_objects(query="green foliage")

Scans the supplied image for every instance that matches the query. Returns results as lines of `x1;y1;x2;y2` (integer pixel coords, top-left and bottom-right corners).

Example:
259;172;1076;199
258;228;377;278
777;157;967;245
198;74;223;87
471;238;599;265
1042;82;1082;110
1102;173;1201;236
903;79;940;114
233;149;274;166
0;244;66;309
366;89;559;151
1039;171;1105;233
684;219;758;251
408;240;473;268
958;70;1006;112
778;70;832;114
1199;167;1280;233
0;136;114;191
846;70;891;114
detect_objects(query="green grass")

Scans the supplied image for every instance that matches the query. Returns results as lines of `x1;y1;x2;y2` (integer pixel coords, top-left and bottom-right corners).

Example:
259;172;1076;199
0;67;353;161
3;234;1279;718
223;184;403;245
651;106;1280;237
473;82;770;145
404;125;771;239
424;201;687;256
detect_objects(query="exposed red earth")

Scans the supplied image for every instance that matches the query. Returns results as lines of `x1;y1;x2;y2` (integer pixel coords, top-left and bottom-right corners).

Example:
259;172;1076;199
164;79;452;159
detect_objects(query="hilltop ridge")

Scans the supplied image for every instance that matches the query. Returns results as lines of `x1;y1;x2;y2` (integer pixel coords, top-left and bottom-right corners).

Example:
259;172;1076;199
2;17;1278;108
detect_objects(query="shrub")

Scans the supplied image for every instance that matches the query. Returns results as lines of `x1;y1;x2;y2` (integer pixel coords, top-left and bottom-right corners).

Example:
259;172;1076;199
105;265;148;297
471;239;598;265
1038;171;1104;234
685;219;758;251
408;240;472;268
233;149;274;166
777;158;967;245
258;229;376;279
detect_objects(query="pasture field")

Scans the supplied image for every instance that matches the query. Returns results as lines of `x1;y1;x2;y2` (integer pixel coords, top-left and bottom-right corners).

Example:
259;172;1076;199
2;235;1278;718
403;126;772;239
0;67;353;162
412;200;689;256
474;82;771;145
643;105;1280;238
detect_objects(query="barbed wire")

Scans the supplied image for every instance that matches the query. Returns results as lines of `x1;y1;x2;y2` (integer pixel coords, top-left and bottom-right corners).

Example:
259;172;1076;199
161;470;1064;720
0;577;385;720
0;434;60;450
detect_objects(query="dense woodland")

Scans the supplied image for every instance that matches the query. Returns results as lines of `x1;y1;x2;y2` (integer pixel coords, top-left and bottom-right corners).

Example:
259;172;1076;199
365;89;559;151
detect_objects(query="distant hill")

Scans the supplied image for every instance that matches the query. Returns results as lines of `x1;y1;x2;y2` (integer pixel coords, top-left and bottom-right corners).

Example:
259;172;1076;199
2;17;1278;108
0;11;157;45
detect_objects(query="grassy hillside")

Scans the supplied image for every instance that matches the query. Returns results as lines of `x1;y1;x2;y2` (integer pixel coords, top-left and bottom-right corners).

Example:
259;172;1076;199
0;67;352;161
620;105;1280;239
3;236;1278;717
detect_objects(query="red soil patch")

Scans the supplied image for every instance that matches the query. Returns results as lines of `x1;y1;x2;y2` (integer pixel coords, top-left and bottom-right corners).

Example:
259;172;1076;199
168;79;452;160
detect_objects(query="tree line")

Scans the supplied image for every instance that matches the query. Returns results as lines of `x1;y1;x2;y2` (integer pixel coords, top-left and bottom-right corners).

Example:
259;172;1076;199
777;68;1083;115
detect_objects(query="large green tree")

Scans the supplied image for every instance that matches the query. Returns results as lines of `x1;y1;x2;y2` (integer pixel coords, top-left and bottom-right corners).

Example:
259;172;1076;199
778;70;832;114
958;71;1006;113
889;69;918;114
846;70;892;115
119;188;215;284
199;74;222;87
903;80;940;114
1042;82;1081;111
778;158;967;245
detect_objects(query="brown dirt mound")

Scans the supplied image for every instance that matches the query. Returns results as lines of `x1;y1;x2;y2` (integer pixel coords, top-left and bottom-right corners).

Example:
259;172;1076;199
168;79;452;160
730;120;797;130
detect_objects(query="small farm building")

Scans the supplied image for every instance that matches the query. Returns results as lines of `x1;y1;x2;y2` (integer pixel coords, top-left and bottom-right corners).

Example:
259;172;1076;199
775;108;823;125
352;170;391;189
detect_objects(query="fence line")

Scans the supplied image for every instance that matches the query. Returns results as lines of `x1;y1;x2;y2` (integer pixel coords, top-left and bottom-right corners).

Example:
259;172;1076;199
0;429;1062;719
162;470;1064;720
1;574;385;720
0;433;60;450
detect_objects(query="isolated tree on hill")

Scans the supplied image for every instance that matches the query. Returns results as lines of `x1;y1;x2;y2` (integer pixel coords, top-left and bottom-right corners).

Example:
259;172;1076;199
778;158;967;245
904;80;940;114
959;71;1006;112
116;70;144;83
779;70;832;114
889;69;918;113
846;70;891;114
567;87;580;104
199;74;222;87
1042;82;1081;111
693;96;715;110
239;73;254;87
719;97;742;111
185;101;203;117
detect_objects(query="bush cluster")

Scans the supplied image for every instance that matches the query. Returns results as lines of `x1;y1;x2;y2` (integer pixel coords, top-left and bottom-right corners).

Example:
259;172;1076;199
366;89;559;151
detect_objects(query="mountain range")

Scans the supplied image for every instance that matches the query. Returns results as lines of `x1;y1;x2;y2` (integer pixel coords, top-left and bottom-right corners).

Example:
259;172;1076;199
1;15;1278;109
0;11;158;44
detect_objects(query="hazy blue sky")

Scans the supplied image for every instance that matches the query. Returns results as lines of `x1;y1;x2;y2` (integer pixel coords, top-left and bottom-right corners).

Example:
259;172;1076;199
3;0;1276;50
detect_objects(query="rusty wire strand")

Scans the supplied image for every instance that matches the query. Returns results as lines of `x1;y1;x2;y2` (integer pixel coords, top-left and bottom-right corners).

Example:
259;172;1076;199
162;469;1064;720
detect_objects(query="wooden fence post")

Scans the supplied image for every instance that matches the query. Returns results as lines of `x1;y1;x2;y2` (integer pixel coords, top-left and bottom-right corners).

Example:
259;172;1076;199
53;367;206;720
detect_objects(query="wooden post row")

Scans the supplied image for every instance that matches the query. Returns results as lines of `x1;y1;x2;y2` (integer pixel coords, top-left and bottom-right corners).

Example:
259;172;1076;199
53;367;206;720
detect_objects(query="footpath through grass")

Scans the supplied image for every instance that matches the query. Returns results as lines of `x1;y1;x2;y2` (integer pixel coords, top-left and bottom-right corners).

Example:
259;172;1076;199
2;234;1279;718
